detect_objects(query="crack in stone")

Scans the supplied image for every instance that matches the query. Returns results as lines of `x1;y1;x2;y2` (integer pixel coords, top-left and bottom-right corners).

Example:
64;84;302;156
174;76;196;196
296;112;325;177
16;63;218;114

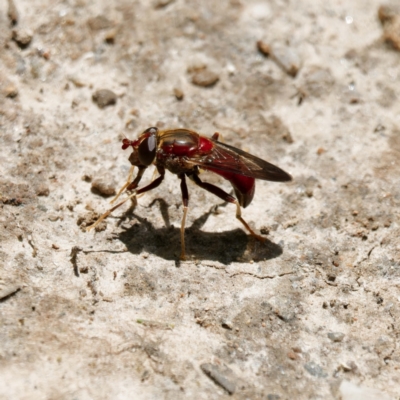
199;262;295;280
229;271;295;279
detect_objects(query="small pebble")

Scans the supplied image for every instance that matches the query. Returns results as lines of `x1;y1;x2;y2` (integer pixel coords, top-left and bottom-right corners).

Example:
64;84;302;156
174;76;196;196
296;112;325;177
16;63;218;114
292;346;302;353
36;184;50;197
104;28;118;44
258;40;301;77
327;332;345;342
340;361;357;372
87;15;113;31
48;213;60;222
7;0;19;25
383;16;400;50
257;40;270;55
2;83;18;98
154;0;175;8
287;350;298;360
91;174;117;196
68;74;86;88
92;89;117;108
304;361;327;378
191;69;219;87
173;87;184;100
37;47;51;60
82;174;92;182
12;27;33;49
270;44;301;77
221;319;233;330
200;363;236;395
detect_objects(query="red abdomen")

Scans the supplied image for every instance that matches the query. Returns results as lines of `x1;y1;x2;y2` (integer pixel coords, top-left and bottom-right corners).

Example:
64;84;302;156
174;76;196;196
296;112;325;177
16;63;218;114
207;168;255;208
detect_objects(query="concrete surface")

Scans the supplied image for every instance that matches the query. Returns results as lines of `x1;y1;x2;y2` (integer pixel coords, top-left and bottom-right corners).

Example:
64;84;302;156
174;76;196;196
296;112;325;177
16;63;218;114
0;0;399;399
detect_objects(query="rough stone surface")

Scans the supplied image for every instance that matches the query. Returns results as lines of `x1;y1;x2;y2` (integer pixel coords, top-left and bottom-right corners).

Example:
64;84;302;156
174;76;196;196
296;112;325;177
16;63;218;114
0;1;399;399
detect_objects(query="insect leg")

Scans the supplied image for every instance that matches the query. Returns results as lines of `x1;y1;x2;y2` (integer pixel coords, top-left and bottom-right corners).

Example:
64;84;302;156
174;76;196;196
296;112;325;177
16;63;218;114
234;202;265;242
86;191;138;231
109;165;148;209
135;167;165;195
126;166;147;191
191;173;265;242
110;165;135;204
112;165;161;207
131;166;163;203
87;168;165;232
179;174;189;261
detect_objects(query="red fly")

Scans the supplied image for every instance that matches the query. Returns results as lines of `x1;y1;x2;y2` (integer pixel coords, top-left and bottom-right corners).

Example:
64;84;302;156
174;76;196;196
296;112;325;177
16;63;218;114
87;127;292;260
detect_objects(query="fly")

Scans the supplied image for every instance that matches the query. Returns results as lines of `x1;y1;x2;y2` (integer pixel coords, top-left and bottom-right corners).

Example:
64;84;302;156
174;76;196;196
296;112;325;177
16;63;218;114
87;127;292;260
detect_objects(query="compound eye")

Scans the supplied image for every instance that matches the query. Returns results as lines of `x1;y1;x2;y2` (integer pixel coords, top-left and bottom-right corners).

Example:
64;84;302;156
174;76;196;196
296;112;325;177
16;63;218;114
138;134;157;166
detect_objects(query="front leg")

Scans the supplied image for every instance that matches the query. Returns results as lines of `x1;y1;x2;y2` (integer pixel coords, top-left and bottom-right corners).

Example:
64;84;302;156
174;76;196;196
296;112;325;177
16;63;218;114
87;167;165;231
110;165;135;205
135;167;165;195
126;166;147;191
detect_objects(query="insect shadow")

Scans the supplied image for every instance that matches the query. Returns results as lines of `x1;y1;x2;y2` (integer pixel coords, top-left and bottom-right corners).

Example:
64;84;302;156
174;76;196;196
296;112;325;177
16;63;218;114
117;198;283;264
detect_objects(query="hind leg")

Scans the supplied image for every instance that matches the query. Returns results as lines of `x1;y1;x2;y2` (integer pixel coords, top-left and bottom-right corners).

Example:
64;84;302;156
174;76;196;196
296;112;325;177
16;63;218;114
191;173;265;242
179;174;189;260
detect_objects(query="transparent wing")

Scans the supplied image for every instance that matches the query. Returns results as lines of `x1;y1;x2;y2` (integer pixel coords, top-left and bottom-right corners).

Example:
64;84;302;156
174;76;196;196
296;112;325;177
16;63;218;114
188;139;292;182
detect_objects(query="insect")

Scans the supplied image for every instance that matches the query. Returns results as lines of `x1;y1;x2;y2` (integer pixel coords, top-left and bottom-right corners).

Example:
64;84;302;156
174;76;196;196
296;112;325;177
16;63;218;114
87;127;292;260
